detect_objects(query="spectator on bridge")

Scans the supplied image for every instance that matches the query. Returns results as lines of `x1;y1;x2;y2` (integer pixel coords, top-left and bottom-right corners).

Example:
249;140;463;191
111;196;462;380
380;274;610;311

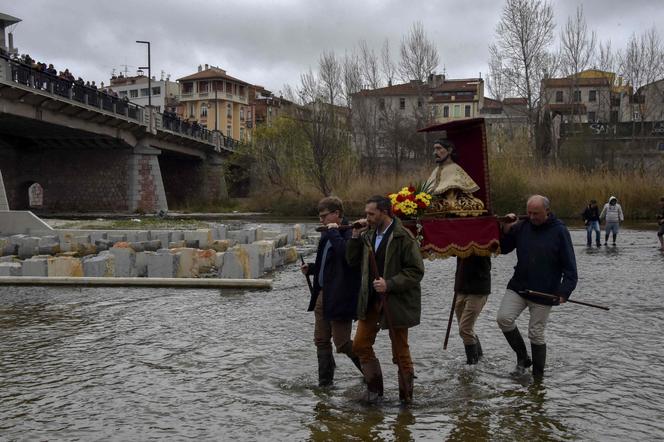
90;81;98;90
46;64;57;76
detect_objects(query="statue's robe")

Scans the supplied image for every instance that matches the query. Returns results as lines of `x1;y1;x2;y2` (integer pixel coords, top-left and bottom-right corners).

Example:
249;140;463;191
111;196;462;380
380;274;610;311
427;161;480;196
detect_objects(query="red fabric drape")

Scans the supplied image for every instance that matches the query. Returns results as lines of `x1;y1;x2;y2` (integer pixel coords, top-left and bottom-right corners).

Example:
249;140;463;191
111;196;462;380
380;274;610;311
405;217;501;259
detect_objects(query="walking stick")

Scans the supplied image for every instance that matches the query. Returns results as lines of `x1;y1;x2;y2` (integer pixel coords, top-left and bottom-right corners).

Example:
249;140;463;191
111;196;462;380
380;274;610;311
443;292;458;350
299;254;315;297
522;289;610;311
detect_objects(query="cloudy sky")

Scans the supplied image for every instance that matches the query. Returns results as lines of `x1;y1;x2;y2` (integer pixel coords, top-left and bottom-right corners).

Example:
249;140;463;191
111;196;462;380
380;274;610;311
4;0;664;96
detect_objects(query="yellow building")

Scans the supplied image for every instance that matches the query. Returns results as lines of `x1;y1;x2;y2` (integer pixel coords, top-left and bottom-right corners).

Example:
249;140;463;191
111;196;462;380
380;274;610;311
177;64;252;142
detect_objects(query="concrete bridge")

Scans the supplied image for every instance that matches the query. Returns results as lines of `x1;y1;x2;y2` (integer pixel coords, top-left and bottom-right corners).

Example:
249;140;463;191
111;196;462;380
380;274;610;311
0;54;245;213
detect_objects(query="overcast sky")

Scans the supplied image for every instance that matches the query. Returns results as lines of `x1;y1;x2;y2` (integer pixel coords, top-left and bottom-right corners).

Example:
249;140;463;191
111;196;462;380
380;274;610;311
4;1;664;96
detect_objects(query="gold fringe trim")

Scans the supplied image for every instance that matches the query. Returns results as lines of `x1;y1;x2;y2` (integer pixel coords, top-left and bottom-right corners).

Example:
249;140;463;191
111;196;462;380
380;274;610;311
420;240;501;260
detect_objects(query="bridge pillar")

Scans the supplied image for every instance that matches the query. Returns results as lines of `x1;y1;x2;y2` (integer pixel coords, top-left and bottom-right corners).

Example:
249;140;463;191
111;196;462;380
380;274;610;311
0;169;8;210
128;143;168;213
202;154;229;204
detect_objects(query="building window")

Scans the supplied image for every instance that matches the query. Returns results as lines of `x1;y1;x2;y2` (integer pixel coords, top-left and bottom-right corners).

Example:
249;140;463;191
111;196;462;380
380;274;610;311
227;125;232;137
379;98;385;110
555;90;563;103
573;90;581;102
189;103;196;118
129;89;138;98
240;127;244;141
399;98;406;110
140;88;150;97
119;90;128;97
589;90;597;102
152;86;161;96
587;111;596;122
240;108;244;120
465;105;471;117
247;110;252;120
227;103;232;118
443;106;449;118
181;82;193;94
199;81;209;93
453;104;461;117
200;104;208;118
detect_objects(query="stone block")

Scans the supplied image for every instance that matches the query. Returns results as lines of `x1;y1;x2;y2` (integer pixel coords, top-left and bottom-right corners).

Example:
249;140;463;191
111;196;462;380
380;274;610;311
282;225;303;245
218;249;245;279
89;231;108;243
253;240;276;272
197;249;216;273
278;246;299;265
212;224;227;240
144;240;162;252
47;256;83;277
185;229;213;249
238;244;264;278
274;233;289;248
128;242;146;252
0;255;18;263
94;239;112;252
209;239;232;252
172;247;198;278
22;257;48;276
170;231;184;241
1;241;18;256
135;251;149;277
18;236;41;259
82;253;115;277
168;240;186;249
184;239;200;249
272;248;285;268
214;252;225;270
108;234;127;245
0;262;22;276
109;244;137;277
227;230;249;244
150;231;172;249
9;234;27;246
147;252;179;278
75;242;97;257
38;236;61;255
126;231;149;242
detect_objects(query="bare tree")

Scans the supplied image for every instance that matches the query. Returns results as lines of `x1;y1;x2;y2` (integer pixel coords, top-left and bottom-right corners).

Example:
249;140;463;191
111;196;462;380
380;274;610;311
398;21;439;83
381;38;397;86
342;50;363;108
489;0;555;156
597;40;615;73
560;5;596;77
319;51;342;106
358;40;382;90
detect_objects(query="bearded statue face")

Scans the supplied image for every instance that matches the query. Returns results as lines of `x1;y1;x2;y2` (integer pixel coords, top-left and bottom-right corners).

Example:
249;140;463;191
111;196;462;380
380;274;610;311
433;143;452;164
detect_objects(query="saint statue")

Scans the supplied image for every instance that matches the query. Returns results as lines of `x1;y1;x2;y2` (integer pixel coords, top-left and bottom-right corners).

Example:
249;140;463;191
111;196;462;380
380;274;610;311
426;137;486;216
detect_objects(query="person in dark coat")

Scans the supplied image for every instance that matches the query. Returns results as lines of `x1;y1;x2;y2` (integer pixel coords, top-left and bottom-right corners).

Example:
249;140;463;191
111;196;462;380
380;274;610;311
454;255;491;364
301;197;361;386
582;199;601;247
497;195;578;380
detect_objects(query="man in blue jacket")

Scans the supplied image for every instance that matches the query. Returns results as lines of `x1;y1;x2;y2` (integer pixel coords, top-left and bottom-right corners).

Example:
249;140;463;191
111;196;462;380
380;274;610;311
497;195;578;380
301;197;362;386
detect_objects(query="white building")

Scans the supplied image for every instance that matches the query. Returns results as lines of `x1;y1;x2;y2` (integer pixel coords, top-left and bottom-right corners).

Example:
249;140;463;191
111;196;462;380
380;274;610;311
104;73;179;113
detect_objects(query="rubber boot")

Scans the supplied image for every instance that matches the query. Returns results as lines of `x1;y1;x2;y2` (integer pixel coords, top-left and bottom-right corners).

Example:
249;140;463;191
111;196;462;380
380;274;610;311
476;336;484;359
339;342;363;376
398;369;415;405
361;359;384;402
502;328;532;375
464;344;479;365
317;348;336;387
531;343;546;380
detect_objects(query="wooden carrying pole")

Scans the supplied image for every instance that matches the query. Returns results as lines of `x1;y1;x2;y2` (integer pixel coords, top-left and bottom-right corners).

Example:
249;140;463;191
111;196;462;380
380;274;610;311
524;290;610;311
299;254;315;297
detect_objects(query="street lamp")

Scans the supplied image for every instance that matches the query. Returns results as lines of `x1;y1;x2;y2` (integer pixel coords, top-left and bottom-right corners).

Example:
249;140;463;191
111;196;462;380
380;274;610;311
136;40;151;108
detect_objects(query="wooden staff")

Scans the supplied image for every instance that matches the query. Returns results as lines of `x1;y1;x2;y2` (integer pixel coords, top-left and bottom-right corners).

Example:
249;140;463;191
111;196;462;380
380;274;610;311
299;254;315;297
523;289;610;311
443;261;461;350
315;222;365;232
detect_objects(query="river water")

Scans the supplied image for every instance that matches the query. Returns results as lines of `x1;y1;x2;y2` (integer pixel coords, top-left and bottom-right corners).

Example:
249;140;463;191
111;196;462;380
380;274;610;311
1;227;663;441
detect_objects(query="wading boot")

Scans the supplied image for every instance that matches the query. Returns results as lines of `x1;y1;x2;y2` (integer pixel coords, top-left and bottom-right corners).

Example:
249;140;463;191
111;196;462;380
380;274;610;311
360;359;384;403
476;336;484;359
464;344;479;365
398;370;415;405
531;343;547;381
317;348;336;387
339;342;363;376
502;328;532;376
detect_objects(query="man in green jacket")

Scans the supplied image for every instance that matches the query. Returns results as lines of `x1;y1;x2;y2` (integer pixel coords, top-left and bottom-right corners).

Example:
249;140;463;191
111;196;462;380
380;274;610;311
347;195;424;404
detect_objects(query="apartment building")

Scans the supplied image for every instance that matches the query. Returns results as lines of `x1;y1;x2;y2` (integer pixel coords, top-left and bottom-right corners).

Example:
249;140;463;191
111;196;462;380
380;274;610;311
249;85;294;127
177;64;252;142
106;73;178;113
428;76;484;123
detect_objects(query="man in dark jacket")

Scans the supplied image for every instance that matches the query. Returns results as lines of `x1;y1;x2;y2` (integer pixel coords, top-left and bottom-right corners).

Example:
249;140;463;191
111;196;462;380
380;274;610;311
454;255;491;364
497;195;578;380
301;197;361;386
582;199;601;247
347;195;424;404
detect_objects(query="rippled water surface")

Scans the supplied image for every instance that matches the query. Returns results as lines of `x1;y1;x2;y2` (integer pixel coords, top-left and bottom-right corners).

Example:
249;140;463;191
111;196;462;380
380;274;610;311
1;228;663;441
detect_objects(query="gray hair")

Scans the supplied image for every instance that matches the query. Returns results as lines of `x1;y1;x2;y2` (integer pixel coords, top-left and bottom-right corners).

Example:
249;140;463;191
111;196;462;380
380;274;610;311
527;194;550;210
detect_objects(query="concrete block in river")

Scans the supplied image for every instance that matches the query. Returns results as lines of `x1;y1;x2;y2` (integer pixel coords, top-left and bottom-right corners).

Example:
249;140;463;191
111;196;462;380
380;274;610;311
282;225;303;245
1;240;18;256
184;240;200;248
82;253;115;277
144;240;162;252
135;251;149;277
209;239;233;252
274;233;289;248
212;224;227;240
168;240;186;249
147;252;179;278
22;257;48;276
170;231;184;241
277;246;299;265
238;244;264;278
0;262;22;276
75;241;97;257
253;240;276;272
150;231;172;248
0;255;18;263
18;236;40;259
125;230;149;242
227;230;249;244
109;244;137;277
185;229;213;249
38;236;61;255
108;234;127;245
214;252;225;270
197;249;216;273
9;234;27;246
218;249;244;279
47;256;83;277
94;239;112;252
88;231;108;243
172;247;198;278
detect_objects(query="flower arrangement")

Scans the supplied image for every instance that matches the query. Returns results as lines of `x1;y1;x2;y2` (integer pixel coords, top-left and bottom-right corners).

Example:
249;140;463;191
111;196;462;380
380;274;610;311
388;182;433;219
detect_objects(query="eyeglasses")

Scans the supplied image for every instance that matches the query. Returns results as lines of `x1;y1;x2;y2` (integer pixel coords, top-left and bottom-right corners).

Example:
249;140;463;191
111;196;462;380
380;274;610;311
318;212;331;219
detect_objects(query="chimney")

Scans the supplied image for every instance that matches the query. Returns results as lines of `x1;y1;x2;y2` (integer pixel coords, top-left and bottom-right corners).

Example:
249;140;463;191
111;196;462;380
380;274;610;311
198;64;202;72
205;64;209;70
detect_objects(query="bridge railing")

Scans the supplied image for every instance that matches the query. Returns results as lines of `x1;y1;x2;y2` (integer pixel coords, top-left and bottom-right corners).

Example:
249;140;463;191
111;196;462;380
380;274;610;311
157;111;244;152
3;56;144;123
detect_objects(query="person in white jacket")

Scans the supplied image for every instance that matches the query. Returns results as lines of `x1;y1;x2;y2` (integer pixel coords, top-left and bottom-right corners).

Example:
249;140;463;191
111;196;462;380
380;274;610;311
600;196;624;245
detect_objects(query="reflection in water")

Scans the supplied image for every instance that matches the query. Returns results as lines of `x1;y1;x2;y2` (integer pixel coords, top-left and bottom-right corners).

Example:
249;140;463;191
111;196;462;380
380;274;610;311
1;229;664;440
